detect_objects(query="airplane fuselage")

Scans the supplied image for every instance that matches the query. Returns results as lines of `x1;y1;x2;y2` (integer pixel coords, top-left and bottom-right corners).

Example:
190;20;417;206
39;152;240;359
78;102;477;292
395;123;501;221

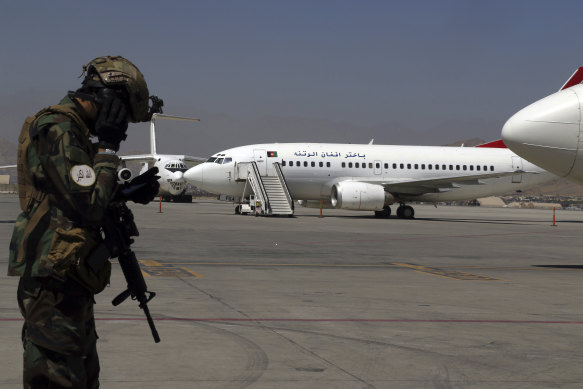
185;143;553;206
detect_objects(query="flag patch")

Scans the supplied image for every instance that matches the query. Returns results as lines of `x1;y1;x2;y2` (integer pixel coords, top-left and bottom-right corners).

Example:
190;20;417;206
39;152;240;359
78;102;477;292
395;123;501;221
267;151;278;157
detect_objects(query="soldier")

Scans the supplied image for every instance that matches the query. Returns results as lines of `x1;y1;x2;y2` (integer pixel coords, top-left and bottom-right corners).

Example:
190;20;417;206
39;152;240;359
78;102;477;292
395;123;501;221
8;56;162;388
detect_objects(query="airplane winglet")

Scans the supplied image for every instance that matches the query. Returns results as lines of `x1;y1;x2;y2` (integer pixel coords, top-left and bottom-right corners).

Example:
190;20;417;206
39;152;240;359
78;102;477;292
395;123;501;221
560;67;583;91
475;139;507;148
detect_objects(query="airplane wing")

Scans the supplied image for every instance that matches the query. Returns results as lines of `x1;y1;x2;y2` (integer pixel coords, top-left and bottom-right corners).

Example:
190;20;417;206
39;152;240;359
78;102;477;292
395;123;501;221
376;170;530;196
181;155;206;167
119;154;206;170
119;155;157;163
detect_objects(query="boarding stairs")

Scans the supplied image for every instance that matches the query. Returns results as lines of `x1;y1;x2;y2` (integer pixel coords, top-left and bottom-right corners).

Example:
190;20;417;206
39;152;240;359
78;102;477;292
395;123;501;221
237;162;294;216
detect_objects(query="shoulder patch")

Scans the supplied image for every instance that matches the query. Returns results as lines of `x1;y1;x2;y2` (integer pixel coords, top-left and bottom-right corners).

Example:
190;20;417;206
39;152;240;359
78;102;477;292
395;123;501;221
71;165;96;187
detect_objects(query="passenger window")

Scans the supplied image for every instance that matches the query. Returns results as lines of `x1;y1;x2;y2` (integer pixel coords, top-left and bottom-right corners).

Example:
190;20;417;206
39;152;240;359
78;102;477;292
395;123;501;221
319;162;323;167
349;162;353;168
304;161;308;167
282;161;286;166
407;164;411;169
414;164;418;170
355;163;360;168
456;165;460;171
443;165;446;170
421;164;425;170
384;163;388;169
342;162;346;168
362;164;366;169
296;161;300;167
477;165;481;171
393;163;397;169
435;164;438;170
470;165;474;171
376;163;380;169
463;165;467;171
311;161;315;167
369;163;373;169
326;162;330;167
490;166;494;171
484;165;487;171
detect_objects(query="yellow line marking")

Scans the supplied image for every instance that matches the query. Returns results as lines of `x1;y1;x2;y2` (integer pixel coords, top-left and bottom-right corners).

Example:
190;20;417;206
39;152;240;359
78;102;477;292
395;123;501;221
138;260;202;278
140;260;162;267
393;263;502;281
181;267;203;278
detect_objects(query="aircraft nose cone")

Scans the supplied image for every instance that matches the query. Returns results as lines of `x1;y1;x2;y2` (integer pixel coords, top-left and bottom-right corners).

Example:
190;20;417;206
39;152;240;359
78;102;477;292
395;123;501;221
502;88;581;177
172;171;184;181
184;164;204;186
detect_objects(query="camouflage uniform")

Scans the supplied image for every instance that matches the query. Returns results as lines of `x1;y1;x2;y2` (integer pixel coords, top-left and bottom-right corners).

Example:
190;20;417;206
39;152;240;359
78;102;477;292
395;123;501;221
9;95;119;388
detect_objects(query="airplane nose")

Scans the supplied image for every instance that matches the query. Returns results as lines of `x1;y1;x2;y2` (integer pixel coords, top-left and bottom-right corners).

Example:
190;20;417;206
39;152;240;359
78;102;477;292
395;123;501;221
172;171;184;181
502;88;582;177
184;164;204;186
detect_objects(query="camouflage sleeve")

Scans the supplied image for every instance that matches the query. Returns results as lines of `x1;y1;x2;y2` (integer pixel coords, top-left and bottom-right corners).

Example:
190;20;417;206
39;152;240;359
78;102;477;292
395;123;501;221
34;116;119;223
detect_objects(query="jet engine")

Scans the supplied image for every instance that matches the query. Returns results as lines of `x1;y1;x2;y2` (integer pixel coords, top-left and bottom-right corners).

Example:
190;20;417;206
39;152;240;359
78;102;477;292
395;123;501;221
117;168;133;183
330;182;396;211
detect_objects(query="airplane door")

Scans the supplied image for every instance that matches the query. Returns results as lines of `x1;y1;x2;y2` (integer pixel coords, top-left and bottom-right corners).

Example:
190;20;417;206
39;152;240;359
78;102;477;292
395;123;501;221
254;149;267;175
511;156;523;183
374;160;382;175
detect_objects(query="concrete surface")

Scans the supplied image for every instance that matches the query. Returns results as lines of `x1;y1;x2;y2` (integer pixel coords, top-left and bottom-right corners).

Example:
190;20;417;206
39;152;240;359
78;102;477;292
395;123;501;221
1;194;583;388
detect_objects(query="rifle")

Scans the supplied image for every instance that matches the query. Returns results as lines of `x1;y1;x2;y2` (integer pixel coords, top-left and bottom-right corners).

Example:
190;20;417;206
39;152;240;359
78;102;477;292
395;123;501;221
102;201;160;343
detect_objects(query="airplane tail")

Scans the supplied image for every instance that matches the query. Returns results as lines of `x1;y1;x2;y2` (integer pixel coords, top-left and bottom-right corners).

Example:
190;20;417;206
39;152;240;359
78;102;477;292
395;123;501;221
560;67;583;91
149;113;201;155
475;139;507;148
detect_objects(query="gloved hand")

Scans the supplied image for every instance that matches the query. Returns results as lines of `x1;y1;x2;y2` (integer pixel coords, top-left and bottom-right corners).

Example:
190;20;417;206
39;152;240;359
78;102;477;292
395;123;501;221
115;167;160;204
95;89;129;151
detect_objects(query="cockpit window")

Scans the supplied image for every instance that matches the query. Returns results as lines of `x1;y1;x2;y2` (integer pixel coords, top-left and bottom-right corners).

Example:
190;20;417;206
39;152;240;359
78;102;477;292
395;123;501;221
215;158;224;164
223;157;232;164
207;157;217;163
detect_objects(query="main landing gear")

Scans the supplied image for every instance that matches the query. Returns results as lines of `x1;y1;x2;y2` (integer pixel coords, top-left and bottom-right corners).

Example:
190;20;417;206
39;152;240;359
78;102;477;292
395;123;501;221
374;206;391;218
396;204;415;219
373;204;415;219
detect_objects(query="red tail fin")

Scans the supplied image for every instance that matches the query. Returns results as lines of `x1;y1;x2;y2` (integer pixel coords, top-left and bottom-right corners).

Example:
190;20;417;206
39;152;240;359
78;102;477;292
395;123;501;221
560;67;583;91
475;139;507;148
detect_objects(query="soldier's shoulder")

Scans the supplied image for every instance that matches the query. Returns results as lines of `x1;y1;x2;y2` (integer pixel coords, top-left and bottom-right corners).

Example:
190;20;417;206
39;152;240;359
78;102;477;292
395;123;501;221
34;109;73;138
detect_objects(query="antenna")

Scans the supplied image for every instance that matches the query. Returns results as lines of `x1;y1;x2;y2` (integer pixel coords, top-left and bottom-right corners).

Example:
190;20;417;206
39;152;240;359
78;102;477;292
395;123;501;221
149;113;201;155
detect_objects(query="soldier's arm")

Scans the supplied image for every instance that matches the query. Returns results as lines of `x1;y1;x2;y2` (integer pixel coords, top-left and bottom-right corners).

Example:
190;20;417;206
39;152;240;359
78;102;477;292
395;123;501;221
36;118;119;223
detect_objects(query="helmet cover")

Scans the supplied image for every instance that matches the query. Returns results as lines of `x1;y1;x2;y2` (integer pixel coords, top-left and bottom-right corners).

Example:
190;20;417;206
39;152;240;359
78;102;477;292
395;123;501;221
83;56;150;122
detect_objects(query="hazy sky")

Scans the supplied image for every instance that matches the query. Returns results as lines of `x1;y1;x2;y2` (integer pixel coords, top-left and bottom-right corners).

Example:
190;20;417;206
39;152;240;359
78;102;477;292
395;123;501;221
1;1;582;158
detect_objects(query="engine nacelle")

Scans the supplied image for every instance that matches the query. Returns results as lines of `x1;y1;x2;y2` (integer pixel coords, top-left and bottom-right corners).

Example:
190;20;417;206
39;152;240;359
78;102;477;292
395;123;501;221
330;182;396;211
117;168;133;183
297;199;334;209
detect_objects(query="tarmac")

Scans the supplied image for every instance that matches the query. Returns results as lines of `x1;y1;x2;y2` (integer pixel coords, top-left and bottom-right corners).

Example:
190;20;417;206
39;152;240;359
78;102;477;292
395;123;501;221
1;194;583;388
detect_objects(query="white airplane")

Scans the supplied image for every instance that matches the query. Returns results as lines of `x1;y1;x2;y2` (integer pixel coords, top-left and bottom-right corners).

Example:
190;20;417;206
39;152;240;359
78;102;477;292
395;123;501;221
184;139;554;218
502;67;583;184
119;113;206;202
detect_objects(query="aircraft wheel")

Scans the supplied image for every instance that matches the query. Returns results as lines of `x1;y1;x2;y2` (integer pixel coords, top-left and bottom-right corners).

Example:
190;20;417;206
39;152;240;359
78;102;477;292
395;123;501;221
396;206;404;218
402;205;415;219
235;205;241;214
375;206;391;218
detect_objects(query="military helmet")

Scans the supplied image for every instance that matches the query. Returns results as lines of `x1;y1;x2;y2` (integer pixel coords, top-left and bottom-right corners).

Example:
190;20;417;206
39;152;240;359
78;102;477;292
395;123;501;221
82;56;150;123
